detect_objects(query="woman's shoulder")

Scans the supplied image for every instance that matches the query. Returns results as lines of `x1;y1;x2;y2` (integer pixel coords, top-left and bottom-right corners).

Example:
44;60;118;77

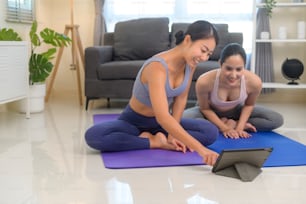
196;69;218;88
244;70;262;90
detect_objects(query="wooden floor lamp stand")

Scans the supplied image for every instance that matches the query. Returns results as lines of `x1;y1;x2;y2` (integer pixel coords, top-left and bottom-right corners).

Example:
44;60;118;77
45;24;84;105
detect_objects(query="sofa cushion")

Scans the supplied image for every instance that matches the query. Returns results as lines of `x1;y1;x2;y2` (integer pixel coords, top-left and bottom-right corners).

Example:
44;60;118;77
114;18;170;61
97;60;219;81
97;60;145;80
170;23;229;60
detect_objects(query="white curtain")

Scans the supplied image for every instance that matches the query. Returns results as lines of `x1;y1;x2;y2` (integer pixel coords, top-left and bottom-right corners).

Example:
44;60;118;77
93;0;106;46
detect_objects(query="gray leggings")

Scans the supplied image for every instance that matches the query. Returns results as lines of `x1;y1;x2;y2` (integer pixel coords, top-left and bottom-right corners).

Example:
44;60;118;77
183;105;284;131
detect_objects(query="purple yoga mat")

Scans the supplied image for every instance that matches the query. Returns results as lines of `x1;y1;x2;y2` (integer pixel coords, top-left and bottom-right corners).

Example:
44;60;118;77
94;114;306;169
102;149;202;169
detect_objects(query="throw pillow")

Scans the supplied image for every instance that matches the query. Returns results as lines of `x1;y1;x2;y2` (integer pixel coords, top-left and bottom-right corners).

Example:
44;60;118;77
114;17;170;60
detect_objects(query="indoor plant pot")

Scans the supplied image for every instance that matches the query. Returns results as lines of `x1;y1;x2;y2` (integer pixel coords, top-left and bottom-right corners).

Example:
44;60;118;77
11;83;46;113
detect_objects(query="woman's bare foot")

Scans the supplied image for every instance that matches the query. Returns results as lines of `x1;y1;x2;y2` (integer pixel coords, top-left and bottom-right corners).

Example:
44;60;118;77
141;132;176;150
225;119;237;129
221;117;228;123
153;132;177;150
139;132;151;139
244;123;257;132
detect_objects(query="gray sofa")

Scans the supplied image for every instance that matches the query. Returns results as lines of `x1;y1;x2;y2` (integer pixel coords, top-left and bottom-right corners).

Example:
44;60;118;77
85;17;243;109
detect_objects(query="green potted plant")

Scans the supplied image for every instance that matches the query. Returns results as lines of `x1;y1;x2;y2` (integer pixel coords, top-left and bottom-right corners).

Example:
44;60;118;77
29;20;71;85
19;21;72;113
264;0;277;18
23;20;71;112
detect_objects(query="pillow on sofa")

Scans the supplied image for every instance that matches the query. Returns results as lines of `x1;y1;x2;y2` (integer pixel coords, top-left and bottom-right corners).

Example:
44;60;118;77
170;23;229;60
114;17;170;60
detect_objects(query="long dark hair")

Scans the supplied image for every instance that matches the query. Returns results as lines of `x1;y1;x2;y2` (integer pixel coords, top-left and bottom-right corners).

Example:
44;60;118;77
219;43;246;65
175;20;219;45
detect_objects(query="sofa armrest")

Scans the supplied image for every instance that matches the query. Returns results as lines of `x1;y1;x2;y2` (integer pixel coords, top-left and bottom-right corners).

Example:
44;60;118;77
228;32;243;45
85;46;113;79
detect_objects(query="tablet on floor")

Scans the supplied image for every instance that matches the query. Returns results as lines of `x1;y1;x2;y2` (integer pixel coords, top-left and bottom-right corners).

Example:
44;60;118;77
212;147;273;181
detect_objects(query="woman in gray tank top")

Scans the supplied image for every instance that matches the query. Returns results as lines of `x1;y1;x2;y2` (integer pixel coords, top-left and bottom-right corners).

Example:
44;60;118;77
85;20;221;166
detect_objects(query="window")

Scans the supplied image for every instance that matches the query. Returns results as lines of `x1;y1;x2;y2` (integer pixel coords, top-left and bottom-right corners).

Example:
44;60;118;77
6;0;35;24
104;0;253;52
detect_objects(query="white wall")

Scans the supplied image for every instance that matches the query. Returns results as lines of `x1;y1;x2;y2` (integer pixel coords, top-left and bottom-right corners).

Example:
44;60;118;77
0;0;95;104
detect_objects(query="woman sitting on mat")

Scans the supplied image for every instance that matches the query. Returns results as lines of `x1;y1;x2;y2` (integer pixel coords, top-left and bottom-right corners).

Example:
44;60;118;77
183;43;283;139
85;20;220;166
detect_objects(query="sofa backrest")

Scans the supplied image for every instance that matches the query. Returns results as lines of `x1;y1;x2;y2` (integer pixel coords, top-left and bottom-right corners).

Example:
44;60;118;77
103;18;243;61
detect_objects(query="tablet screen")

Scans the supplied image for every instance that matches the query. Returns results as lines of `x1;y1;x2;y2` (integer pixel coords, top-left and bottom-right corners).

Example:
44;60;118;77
212;147;273;173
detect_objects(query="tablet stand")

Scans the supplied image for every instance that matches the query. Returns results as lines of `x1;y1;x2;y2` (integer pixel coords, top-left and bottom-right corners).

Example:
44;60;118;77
214;162;262;182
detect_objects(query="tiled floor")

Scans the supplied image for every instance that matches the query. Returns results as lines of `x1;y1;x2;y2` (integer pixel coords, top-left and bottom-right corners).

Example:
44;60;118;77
1;92;306;204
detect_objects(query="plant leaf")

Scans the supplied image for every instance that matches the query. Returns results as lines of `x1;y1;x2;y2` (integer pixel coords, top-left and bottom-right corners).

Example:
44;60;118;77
40;28;71;47
29;21;40;46
0;28;22;41
29;53;53;84
41;48;57;60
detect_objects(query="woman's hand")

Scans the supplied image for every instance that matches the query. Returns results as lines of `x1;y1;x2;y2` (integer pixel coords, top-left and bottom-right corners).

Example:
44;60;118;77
235;129;251;138
221;119;253;139
167;135;187;153
200;148;219;166
223;128;251;139
222;128;239;139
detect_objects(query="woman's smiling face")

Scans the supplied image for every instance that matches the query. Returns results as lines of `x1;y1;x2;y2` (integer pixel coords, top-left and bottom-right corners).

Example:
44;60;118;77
220;54;245;86
186;37;216;68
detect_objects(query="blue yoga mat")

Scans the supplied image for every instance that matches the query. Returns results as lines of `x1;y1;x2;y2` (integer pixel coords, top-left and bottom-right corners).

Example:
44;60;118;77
93;114;306;169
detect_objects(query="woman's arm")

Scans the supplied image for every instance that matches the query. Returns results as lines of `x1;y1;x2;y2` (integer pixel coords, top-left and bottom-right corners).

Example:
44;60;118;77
167;70;193;152
196;73;233;134
235;72;262;133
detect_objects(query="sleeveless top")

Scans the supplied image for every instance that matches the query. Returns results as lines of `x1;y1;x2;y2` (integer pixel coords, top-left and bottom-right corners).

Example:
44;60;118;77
132;56;191;107
210;69;248;110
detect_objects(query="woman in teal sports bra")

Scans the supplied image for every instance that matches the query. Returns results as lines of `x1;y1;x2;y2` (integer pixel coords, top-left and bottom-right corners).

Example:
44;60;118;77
183;43;284;139
85;20;221;166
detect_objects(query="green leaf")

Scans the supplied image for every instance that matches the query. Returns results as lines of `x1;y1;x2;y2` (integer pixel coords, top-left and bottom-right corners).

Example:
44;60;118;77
41;48;57;60
29;53;53;84
0;28;22;41
264;0;277;18
29;21;40;46
40;28;72;47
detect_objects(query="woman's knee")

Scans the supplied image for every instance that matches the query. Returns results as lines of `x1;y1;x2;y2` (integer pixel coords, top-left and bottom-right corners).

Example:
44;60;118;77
84;126;100;149
195;119;219;145
183;107;203;119
270;112;284;129
204;123;219;145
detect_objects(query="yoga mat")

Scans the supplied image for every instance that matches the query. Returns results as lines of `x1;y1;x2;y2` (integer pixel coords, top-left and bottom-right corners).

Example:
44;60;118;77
93;114;306;169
